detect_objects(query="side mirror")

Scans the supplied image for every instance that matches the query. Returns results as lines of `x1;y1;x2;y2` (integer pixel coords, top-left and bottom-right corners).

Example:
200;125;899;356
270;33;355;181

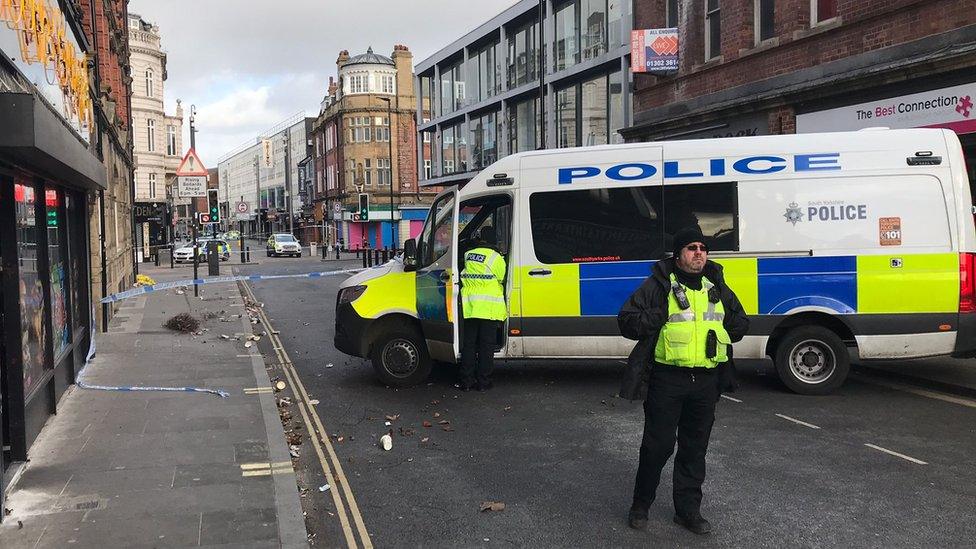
403;238;418;272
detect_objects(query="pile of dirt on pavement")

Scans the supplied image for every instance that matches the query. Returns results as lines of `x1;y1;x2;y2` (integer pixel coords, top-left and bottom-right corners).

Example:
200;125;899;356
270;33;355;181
164;313;200;333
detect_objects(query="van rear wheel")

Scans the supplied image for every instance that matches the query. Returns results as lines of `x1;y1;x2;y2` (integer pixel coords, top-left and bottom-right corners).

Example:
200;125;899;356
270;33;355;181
370;327;432;387
773;326;849;395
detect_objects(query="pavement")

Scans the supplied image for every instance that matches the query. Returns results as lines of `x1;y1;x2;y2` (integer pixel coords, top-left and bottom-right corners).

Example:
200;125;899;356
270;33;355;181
0;264;308;548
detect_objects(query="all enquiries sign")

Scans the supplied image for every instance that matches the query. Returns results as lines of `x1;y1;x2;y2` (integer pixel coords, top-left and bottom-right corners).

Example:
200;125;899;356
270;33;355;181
797;82;976;135
631;28;679;74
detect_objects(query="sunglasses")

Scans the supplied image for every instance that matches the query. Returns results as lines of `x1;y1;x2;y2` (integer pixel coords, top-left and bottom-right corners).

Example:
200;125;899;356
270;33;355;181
685;244;708;252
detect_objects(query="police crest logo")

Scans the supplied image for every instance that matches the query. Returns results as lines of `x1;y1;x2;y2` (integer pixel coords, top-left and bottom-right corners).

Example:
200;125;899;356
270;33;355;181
783;202;804;226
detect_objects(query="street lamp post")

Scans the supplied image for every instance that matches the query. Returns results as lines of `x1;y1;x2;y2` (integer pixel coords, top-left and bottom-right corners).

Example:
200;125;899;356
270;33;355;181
378;96;395;250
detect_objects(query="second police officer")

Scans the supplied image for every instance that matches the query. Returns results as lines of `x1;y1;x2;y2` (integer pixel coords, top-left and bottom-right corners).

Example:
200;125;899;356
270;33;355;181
456;226;507;391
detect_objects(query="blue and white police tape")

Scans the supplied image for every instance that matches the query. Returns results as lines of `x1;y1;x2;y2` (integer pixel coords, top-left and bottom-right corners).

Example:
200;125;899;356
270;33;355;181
78;306;231;397
100;267;366;304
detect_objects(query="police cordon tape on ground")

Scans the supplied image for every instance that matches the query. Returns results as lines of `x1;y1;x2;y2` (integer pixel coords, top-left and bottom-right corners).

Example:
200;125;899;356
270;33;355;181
79;266;367;399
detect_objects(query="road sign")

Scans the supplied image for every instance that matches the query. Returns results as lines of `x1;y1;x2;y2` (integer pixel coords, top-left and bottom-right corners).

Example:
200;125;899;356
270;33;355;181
177;176;207;197
198;212;212;223
175;148;208;176
237;201;249;213
333;202;341;213
352;213;361;222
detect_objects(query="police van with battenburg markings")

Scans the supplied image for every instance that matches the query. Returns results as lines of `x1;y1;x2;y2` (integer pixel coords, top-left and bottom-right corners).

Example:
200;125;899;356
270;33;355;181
334;128;976;395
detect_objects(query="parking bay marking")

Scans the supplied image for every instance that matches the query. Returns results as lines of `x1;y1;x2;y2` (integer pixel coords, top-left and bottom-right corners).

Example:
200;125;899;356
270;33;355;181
864;443;928;465
242;281;372;549
720;395;743;403
775;413;822;430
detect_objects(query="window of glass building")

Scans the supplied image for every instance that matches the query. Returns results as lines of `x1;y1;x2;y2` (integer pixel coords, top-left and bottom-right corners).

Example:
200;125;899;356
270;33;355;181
555;1;579;72
440;64;455;116
457;120;468;172
453;64;466;111
419;74;433;113
557;85;578;148
608;0;624;48
510;96;540;153
580;74;608;146
581;0;607;61
508;21;539;88
470;111;499;170
705;0;721;60
442;125;456;175
608;71;624;144
756;0;775;43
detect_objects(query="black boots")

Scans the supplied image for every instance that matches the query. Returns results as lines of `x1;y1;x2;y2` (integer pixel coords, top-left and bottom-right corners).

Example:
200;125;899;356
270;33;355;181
627;507;648;531
673;513;713;535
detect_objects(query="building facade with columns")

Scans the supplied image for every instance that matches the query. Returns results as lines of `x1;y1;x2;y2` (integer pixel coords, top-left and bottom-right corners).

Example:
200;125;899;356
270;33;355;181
311;45;438;251
128;12;184;255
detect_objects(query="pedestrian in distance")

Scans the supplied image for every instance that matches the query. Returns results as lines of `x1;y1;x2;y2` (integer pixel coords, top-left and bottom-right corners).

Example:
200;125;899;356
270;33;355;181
456;226;507;392
618;226;749;535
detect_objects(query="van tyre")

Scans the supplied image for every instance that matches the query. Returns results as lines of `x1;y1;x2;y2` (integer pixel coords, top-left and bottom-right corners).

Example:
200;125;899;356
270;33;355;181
370;328;432;387
774;326;850;395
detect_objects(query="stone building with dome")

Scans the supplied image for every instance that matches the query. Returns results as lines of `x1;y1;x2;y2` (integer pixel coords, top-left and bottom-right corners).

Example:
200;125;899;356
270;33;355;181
310;45;437;250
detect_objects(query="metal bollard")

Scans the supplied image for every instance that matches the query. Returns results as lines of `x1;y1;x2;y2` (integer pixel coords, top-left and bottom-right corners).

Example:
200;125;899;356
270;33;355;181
382;249;389;262
245;246;250;263
154;250;160;266
169;245;174;269
336;247;340;260
374;249;380;265
321;243;327;259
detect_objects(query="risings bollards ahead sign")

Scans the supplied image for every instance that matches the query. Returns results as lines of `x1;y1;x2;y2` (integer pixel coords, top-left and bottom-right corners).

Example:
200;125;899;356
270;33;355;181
175;148;209;197
631;28;679;74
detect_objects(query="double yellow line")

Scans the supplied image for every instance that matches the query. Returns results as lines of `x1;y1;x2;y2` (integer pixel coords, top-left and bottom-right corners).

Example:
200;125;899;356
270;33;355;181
241;281;372;549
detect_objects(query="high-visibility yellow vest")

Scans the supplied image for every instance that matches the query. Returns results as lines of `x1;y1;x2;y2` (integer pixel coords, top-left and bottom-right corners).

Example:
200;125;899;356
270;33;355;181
460;247;507;321
654;273;731;368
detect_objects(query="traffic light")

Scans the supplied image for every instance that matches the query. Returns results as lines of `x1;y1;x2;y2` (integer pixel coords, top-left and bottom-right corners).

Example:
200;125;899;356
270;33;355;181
358;193;369;221
207;188;220;223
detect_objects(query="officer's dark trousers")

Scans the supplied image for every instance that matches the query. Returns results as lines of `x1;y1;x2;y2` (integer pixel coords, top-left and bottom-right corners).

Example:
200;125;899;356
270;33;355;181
460;318;500;387
632;364;718;517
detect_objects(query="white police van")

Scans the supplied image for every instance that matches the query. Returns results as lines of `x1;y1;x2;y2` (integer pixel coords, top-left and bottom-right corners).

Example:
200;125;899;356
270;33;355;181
335;128;976;394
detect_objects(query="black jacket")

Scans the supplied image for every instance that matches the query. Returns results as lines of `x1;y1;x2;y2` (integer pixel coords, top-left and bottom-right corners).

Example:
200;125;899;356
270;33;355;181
617;258;750;401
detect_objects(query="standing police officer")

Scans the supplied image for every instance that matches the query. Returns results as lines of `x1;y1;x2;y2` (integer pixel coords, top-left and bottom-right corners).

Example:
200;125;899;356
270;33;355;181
457;226;507;391
618;227;749;534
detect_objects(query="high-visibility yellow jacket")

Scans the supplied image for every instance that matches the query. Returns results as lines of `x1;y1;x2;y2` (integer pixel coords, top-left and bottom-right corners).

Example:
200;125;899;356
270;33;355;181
654;273;732;368
460;246;507;321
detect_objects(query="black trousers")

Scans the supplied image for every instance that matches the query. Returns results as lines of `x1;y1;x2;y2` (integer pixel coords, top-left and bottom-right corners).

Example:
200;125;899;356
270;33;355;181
632;365;718;517
459;318;501;387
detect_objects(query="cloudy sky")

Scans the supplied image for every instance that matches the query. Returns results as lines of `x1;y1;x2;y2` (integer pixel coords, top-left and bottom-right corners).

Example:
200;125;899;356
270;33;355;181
128;0;516;167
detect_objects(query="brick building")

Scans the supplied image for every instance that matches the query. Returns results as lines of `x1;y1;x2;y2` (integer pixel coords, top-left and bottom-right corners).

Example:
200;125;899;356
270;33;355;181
1;0;135;490
311;46;437;251
622;0;976;182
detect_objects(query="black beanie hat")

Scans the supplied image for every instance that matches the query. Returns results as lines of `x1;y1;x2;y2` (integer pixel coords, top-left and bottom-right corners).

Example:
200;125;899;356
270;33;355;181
672;226;706;258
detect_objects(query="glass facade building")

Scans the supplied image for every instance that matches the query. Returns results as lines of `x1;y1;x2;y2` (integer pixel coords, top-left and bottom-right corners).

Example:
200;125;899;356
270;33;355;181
415;0;633;187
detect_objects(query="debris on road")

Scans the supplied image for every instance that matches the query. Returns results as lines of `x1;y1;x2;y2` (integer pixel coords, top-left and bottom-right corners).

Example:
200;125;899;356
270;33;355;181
422;421;432;428
274;380;287;391
380;431;394;451
244;341;253;348
385;414;400;422
319;484;330;492
480;501;506;512
309;399;320;405
421;437;430;443
325;363;334;368
164;313;199;333
399;427;415;436
503;406;512;412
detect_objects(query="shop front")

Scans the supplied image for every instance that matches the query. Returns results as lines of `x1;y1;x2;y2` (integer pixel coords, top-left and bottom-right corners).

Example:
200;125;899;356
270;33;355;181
797;79;976;187
134;202;170;262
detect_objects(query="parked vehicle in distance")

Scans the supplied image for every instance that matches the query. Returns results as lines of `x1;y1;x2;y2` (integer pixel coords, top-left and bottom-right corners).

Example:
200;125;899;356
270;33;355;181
173;238;230;263
267;234;302;257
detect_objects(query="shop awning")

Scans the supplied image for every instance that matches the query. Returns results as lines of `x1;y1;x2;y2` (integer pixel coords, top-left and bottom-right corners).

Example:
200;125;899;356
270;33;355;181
0;93;106;190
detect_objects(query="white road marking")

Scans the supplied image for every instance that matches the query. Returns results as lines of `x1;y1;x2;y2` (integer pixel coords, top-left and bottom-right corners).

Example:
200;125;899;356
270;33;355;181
720;395;743;403
775;413;821;430
864;443;928;465
856;376;976;410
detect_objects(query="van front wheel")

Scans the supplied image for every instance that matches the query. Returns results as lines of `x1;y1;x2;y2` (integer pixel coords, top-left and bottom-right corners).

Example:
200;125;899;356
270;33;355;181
773;326;849;395
370;328;432;387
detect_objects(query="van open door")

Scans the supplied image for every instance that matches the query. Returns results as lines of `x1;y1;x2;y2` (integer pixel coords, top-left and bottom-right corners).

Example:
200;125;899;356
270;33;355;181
415;191;460;362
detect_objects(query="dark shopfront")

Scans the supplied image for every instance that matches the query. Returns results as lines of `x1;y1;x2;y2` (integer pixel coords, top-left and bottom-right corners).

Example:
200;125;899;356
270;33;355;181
0;94;106;503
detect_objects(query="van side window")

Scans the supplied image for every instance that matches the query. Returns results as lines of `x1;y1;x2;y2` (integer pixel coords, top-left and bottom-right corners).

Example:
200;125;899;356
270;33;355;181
663;182;739;253
529;186;665;263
